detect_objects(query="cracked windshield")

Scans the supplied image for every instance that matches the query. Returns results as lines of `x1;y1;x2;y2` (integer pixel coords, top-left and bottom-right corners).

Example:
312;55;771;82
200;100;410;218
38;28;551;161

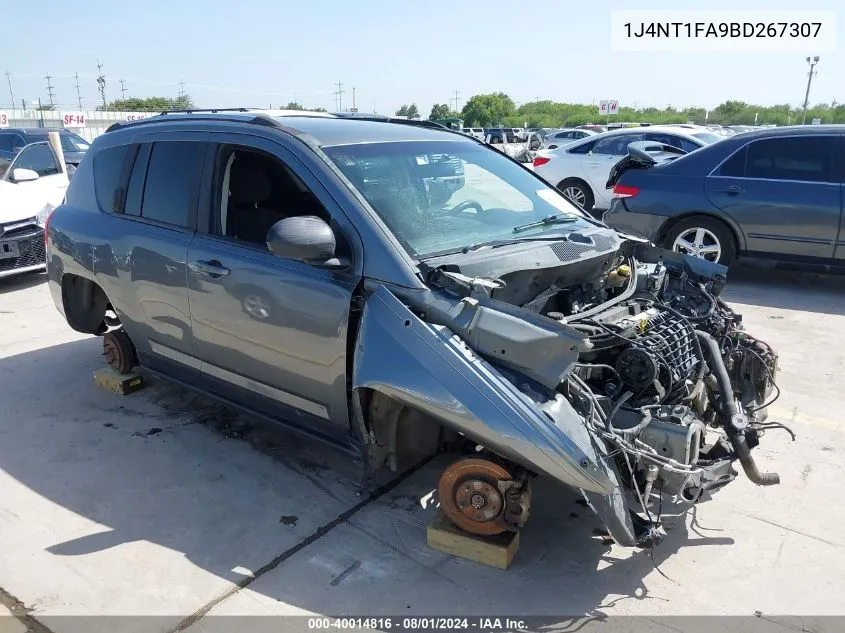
324;141;583;257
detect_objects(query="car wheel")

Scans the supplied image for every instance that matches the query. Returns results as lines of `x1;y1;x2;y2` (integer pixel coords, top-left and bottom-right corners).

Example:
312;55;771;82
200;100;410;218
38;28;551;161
664;217;736;266
557;179;594;211
547;144;558;149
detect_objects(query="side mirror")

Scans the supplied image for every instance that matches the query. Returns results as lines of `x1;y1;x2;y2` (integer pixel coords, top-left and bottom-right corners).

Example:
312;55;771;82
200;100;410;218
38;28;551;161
12;168;39;182
266;216;345;268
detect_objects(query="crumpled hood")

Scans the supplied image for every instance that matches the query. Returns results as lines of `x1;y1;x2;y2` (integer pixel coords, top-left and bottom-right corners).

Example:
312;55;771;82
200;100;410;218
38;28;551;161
0;180;57;224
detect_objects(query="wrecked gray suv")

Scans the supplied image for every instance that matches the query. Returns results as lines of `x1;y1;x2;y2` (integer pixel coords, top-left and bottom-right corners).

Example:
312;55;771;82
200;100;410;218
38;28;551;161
45;111;781;547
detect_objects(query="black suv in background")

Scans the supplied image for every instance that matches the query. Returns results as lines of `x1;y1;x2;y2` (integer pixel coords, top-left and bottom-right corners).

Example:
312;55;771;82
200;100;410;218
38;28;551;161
482;128;517;143
0;128;91;166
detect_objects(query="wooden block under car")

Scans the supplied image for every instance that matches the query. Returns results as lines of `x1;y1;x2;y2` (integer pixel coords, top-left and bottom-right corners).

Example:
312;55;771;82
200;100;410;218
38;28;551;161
93;367;145;395
426;510;520;569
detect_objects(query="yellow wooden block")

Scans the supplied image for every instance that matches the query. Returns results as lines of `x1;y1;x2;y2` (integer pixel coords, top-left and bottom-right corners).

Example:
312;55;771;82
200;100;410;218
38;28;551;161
426;510;519;569
93;368;145;396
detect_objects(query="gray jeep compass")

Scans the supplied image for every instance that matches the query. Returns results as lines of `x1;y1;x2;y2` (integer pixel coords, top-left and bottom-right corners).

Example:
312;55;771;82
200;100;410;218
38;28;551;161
45;109;781;548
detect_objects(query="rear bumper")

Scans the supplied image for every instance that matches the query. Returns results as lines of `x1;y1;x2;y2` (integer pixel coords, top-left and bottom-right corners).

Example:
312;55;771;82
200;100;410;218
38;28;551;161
602;204;667;244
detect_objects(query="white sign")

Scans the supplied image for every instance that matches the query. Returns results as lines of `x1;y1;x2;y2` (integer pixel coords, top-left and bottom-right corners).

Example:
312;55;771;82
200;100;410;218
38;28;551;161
599;100;619;116
125;113;147;121
812;118;822;125
0;111;9;128
61;112;86;128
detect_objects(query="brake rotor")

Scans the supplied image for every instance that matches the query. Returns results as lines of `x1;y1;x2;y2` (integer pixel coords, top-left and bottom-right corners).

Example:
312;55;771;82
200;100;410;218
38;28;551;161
438;458;513;536
103;330;134;374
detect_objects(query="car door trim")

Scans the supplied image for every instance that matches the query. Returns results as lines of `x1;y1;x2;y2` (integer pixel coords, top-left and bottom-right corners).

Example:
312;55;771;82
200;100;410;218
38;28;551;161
149;340;329;419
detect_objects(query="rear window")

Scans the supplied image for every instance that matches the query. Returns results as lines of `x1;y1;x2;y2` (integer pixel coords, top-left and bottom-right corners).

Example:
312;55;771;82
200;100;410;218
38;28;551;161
139;141;205;228
93;145;132;212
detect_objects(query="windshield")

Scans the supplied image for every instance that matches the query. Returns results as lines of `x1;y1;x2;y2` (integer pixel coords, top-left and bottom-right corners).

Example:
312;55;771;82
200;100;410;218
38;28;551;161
691;132;721;144
60;133;90;152
323;140;586;258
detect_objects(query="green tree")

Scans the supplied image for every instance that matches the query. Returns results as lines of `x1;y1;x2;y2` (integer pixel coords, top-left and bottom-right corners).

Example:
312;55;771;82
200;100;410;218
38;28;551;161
461;93;516;127
396;103;420;118
428;103;451;120
99;95;196;112
36;104;56;111
284;101;305;110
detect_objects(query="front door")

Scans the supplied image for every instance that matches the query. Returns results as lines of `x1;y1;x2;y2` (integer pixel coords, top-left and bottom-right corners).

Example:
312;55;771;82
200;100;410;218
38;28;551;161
584;133;643;209
705;135;842;260
186;133;362;442
2;142;69;209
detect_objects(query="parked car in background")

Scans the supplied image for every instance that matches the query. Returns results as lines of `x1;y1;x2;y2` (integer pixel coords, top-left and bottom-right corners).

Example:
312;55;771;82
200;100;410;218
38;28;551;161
603;126;844;266
462;127;485;140
0;141;70;279
0;128;90;167
532;126;717;212
544;128;596;149
483;127;517;143
577;124;607;133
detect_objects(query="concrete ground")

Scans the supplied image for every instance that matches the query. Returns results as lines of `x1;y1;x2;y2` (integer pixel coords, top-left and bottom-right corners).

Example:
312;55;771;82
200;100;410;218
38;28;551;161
1;264;844;632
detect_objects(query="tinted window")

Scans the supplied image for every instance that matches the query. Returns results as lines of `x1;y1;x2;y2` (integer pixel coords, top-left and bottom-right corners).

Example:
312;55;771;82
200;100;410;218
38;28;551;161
93;145;132;213
717;146;747;177
0;134;12;152
679;138;701;153
13;143;59;177
745;136;836;183
568;139;597;154
592;134;643;156
124;144;152;217
139;142;204;227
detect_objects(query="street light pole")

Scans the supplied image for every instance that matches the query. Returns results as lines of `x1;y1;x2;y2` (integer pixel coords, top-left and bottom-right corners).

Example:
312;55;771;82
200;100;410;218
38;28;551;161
801;56;820;125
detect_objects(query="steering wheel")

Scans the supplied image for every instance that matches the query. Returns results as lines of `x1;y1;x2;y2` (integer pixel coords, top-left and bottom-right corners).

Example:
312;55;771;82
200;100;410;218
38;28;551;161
447;200;484;215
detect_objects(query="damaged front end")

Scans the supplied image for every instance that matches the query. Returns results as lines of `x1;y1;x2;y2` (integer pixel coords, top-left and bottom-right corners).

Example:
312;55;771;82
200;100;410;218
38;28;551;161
353;228;781;547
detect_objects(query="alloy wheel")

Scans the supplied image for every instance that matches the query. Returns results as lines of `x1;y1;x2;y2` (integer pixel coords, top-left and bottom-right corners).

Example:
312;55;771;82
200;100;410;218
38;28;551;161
672;227;722;262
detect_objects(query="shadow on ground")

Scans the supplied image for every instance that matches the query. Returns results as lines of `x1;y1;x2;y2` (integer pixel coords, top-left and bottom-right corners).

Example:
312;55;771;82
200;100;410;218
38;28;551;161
0;336;736;620
0;270;47;296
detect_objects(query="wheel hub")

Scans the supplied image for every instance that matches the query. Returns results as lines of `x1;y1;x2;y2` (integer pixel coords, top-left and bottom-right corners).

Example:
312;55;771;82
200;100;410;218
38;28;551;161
438;458;532;535
672;227;722;262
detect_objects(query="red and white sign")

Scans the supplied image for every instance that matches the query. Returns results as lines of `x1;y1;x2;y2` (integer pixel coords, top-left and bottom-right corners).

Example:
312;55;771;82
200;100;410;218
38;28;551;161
125;113;147;121
62;112;86;128
0;111;9;128
598;100;619;116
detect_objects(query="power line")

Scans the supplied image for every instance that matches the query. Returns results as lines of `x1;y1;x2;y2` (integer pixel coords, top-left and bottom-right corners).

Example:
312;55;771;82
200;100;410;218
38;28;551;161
4;71;14;110
45;74;56;107
96;60;107;108
334;81;344;111
74;72;83;109
120;78;127;100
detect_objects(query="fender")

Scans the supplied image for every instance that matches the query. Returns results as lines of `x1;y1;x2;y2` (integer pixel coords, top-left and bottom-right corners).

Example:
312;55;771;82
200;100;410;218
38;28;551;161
353;284;618;495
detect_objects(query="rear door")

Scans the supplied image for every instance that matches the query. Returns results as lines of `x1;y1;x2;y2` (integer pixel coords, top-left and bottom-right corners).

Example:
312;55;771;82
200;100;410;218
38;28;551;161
98;135;208;381
705;135;841;260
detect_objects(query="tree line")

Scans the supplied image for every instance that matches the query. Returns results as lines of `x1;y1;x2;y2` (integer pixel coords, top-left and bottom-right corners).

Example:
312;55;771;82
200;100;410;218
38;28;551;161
398;94;845;128
96;97;327;112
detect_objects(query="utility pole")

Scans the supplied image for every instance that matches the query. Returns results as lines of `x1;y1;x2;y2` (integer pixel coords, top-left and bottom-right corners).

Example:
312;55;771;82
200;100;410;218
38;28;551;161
45;74;56;107
120;78;127;100
178;80;186;98
334;81;344;111
352;86;356;111
801;56;820;125
96;61;107;109
74;72;83;109
5;71;14;111
452;89;460;113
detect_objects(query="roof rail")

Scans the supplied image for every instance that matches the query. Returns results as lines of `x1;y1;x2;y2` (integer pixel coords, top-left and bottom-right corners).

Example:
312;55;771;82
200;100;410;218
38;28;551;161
157;107;253;116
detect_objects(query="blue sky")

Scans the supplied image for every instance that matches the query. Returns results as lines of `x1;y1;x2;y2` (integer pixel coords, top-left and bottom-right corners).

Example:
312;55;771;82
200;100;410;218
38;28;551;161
3;0;842;114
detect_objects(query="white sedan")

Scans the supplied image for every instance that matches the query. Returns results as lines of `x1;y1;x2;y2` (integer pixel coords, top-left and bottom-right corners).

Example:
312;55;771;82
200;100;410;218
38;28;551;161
532;126;721;212
0;142;69;280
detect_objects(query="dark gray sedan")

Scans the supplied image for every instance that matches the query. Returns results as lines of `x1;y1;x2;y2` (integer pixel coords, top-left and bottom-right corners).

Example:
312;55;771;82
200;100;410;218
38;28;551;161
603;126;844;266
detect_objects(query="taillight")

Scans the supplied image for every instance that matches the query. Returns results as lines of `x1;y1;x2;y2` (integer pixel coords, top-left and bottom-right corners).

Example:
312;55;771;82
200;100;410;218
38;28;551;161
533;156;551;167
612;184;640;199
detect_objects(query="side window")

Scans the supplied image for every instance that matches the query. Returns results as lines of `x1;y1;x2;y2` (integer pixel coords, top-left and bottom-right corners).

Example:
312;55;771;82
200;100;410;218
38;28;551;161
124;144;152;217
93;145;133;213
746;136;835;183
0;134;12;152
645;133;675;147
717;146;747;177
213;146;331;248
139;141;205;228
592;134;643;156
12;143;60;177
678;138;701;153
11;135;27;152
568;139;597;154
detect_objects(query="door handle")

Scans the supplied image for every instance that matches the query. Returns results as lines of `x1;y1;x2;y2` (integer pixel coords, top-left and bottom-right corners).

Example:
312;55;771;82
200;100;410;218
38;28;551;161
194;259;230;278
718;185;745;195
